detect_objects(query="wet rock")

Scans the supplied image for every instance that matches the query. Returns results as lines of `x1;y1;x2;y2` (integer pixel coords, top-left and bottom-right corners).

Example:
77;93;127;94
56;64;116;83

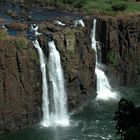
0;35;42;133
95;14;140;87
38;23;96;110
114;98;140;140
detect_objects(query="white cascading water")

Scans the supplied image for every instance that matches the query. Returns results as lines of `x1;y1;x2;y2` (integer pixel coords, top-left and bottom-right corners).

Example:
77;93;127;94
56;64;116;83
48;41;69;126
55;20;65;26
91;19;118;101
74;19;85;27
32;40;50;127
32;25;69;127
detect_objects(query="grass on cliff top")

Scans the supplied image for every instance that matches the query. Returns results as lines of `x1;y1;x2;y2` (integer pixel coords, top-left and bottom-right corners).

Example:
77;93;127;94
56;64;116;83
36;0;140;15
2;0;139;16
83;0;140;14
0;29;28;49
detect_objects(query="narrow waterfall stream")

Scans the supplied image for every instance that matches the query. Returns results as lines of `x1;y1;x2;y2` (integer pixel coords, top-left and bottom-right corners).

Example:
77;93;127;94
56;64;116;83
32;40;50;127
48;41;69;126
33;40;69;127
91;19;119;101
31;24;69;127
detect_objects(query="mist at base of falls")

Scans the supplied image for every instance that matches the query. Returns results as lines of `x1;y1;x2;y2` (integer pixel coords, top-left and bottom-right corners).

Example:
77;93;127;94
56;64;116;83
91;19;119;101
95;68;119;101
1;86;139;140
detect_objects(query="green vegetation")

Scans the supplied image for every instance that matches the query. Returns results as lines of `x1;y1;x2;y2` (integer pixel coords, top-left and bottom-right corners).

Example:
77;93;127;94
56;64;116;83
33;0;140;14
15;37;28;50
83;0;140;14
0;30;27;50
7;0;139;15
0;30;7;40
63;28;76;53
107;50;118;67
29;47;40;64
111;2;127;11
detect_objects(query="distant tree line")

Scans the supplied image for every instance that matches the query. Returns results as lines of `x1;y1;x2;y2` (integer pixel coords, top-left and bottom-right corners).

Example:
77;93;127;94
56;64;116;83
5;0;86;8
1;0;139;12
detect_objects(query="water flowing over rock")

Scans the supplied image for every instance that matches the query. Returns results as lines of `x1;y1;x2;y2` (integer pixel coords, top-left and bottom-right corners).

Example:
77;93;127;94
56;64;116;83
32;25;69;127
38;21;96;110
91;19;119;101
48;41;69;126
95;14;140;87
32;40;50;127
74;19;85;27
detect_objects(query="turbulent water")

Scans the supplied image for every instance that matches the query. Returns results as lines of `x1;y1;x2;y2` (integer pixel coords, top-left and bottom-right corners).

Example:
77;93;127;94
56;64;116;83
0;86;139;140
47;41;69;127
91;19;119;101
32;40;50;127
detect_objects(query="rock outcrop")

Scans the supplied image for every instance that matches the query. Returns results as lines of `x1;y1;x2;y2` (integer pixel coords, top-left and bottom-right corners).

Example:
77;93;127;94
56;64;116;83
53;26;96;110
96;14;140;87
114;98;140;140
38;21;96;110
0;21;96;133
0;33;42;133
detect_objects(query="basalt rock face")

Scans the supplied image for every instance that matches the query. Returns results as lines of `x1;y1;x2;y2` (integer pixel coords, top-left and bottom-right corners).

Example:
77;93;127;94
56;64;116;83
0;36;42;133
38;22;96;110
0;22;96;133
1;13;140;133
96;14;140;87
54;27;96;110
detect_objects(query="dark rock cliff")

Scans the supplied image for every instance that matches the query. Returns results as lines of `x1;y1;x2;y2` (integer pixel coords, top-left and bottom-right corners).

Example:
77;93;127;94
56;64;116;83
53;26;96;110
0;35;42;133
0;22;96;133
0;13;140;133
38;22;96;110
95;14;140;87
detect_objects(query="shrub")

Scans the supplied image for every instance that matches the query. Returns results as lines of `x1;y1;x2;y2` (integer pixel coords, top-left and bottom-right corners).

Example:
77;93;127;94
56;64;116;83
107;50;118;67
61;0;74;5
15;37;28;50
72;0;86;8
111;2;127;11
0;29;7;40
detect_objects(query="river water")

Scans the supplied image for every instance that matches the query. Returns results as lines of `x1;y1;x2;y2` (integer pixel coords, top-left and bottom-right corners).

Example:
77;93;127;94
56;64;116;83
0;86;139;140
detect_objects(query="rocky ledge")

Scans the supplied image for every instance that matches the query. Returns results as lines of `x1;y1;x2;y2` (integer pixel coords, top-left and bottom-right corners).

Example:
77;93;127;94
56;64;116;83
0;19;96;133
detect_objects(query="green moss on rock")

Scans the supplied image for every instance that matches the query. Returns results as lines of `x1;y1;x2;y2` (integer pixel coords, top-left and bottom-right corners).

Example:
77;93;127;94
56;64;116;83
63;28;76;53
107;50;118;67
0;29;7;40
15;37;28;50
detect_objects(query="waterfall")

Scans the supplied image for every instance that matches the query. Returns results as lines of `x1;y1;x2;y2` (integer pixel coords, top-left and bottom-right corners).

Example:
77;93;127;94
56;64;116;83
55;20;65;26
91;19;119;101
31;24;69;127
32;40;50;127
74;19;85;27
48;41;69;126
